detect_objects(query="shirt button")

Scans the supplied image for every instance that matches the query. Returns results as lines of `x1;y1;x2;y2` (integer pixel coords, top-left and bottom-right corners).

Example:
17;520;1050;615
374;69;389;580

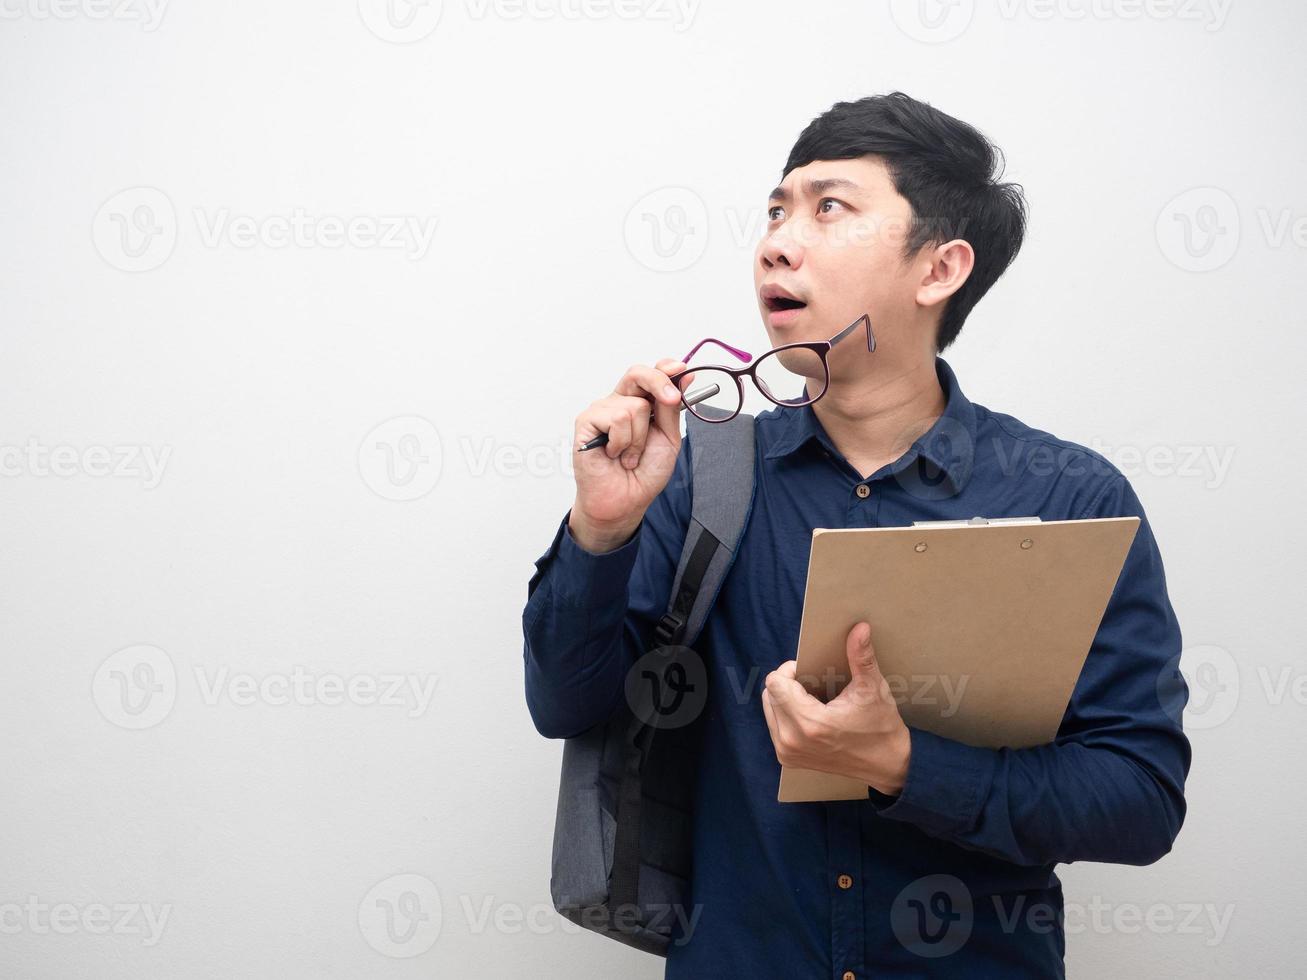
842;972;856;980
837;873;853;889
855;483;870;499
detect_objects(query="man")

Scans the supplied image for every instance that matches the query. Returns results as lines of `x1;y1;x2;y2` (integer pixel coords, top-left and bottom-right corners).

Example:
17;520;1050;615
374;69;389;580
523;92;1190;977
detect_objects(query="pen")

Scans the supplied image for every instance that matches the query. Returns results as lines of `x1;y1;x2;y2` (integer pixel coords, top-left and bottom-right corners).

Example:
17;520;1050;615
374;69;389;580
576;383;721;452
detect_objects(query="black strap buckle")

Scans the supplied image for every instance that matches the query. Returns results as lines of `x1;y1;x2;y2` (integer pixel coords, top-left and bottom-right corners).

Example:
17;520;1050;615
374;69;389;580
654;612;686;647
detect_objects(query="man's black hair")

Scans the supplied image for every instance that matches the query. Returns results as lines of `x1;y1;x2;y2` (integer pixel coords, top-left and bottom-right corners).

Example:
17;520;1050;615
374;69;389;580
783;92;1028;353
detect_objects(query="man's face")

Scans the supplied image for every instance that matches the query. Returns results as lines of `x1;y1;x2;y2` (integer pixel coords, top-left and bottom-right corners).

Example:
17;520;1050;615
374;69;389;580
753;156;923;384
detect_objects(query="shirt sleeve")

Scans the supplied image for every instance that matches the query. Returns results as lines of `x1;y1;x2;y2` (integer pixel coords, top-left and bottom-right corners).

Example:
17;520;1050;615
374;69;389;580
864;474;1192;868
522;438;694;739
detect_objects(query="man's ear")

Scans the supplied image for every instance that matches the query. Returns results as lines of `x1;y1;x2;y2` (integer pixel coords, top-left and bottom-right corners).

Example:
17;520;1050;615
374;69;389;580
915;238;974;310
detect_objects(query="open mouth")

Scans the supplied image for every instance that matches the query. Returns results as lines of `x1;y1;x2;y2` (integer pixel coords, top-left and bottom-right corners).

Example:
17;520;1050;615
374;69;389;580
764;296;807;312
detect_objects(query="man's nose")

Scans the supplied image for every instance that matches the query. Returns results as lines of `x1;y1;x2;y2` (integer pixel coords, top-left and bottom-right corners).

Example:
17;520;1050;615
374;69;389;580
759;223;803;271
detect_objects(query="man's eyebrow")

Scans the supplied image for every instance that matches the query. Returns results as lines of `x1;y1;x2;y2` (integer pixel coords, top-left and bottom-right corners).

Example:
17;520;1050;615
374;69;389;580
767;177;864;204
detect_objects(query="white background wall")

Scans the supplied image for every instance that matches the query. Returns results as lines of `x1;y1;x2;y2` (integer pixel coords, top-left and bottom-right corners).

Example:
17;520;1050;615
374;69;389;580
1;1;1302;977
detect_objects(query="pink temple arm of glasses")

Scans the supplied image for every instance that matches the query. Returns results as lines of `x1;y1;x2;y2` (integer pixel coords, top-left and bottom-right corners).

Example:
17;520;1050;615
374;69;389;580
828;313;876;352
679;337;753;365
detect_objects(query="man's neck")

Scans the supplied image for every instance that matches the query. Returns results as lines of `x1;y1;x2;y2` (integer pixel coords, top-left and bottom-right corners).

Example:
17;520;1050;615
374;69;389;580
809;357;947;481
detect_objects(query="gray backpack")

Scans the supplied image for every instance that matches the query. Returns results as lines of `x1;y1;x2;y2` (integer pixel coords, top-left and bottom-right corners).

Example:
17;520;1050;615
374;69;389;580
549;408;757;956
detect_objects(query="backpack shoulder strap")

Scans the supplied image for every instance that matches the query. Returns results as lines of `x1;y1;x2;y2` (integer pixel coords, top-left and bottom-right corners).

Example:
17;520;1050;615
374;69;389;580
652;408;757;650
606;408;757;919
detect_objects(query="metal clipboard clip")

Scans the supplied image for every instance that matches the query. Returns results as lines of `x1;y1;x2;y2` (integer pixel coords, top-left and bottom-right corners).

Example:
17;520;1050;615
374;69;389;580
911;515;1044;527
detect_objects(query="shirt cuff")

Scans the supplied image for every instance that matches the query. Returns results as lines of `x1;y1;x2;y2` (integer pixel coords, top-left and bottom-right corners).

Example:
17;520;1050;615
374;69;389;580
528;508;644;611
864;726;995;838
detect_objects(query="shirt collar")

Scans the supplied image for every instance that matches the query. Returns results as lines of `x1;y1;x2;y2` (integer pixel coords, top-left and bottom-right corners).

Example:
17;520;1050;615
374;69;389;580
762;355;978;491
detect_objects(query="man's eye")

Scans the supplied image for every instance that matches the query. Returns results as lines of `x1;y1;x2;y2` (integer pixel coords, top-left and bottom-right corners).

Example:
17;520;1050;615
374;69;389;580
818;197;846;214
767;206;785;221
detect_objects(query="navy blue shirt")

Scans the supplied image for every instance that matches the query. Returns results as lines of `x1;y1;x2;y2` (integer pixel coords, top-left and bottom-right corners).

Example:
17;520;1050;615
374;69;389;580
523;356;1190;978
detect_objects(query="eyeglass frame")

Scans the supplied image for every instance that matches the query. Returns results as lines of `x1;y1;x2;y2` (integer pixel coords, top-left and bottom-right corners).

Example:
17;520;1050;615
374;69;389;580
666;313;875;423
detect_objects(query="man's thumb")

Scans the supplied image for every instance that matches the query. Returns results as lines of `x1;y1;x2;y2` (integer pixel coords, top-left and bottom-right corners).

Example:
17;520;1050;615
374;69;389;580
846;622;879;680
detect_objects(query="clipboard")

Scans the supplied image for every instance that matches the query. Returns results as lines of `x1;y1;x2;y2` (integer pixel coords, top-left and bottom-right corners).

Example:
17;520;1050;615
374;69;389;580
778;515;1140;803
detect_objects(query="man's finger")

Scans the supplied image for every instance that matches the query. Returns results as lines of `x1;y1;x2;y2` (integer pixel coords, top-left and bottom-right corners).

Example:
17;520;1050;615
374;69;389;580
649;359;689;446
762;688;800;762
765;667;810;709
761;688;780;743
834;621;894;709
613;363;685;407
845;621;881;681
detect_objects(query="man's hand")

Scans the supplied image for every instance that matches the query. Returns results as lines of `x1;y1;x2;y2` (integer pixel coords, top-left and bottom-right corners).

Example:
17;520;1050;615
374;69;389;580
569;358;692;553
761;622;912;796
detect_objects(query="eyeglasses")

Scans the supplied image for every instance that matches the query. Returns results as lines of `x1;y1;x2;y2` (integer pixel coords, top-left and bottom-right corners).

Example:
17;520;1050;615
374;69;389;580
667;314;875;423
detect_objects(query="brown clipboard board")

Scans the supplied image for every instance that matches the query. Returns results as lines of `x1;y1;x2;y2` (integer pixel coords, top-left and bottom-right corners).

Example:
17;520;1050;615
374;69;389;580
778;515;1140;803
